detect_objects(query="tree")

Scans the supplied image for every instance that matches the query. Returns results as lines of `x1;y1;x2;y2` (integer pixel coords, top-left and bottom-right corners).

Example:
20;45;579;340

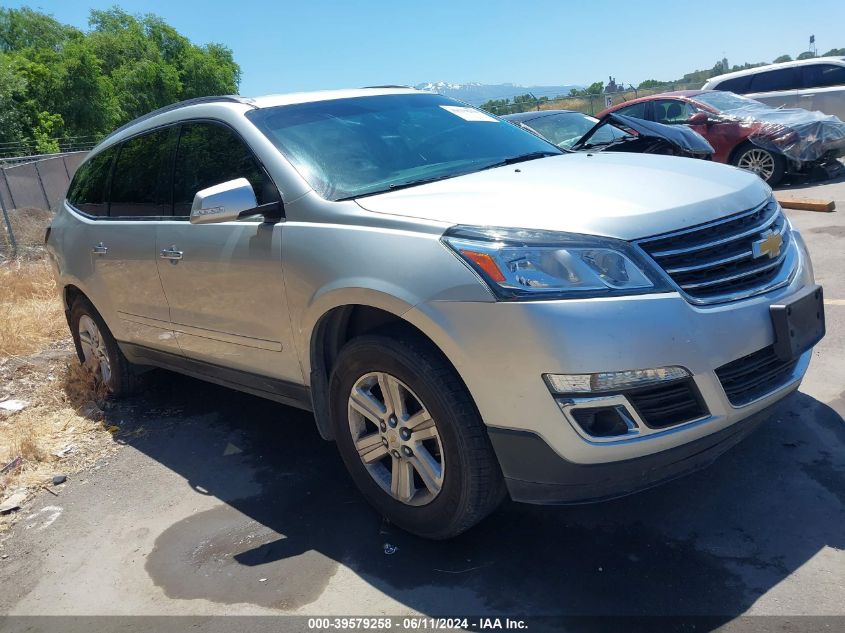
822;48;845;56
584;81;604;95
637;79;663;90
797;51;816;60
773;54;792;63
0;7;241;154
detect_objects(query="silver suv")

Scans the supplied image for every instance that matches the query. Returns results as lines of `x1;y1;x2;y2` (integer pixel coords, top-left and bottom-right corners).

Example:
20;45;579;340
46;88;825;539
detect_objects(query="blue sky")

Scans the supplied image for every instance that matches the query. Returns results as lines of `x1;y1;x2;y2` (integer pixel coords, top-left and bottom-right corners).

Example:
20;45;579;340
7;0;845;97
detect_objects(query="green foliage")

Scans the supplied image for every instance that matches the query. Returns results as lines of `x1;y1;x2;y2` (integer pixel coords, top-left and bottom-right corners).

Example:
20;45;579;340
0;6;240;155
796;51;816;60
584;81;604;95
773;54;792;63
637;79;662;90
33;111;63;153
822;48;845;56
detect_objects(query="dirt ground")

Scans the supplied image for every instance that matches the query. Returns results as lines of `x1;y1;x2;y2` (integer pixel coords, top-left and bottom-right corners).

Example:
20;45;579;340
0;177;843;630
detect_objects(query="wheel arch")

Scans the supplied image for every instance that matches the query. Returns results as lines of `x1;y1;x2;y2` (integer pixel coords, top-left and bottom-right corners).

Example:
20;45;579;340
308;302;472;442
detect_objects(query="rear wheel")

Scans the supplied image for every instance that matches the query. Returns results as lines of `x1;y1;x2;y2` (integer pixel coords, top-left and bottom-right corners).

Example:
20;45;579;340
329;332;505;539
733;143;786;186
69;298;138;397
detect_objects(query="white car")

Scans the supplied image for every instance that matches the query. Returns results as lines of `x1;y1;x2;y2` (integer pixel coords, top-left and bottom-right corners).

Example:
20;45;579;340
703;57;845;121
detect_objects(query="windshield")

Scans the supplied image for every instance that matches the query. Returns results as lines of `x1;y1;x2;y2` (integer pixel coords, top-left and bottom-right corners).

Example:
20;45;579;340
524;112;631;149
246;93;561;200
694;91;769;113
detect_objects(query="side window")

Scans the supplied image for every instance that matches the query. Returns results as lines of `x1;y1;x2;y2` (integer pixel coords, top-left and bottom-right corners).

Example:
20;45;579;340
801;64;845;88
712;75;751;93
613;101;647;120
66;148;116;217
172;122;280;217
748;68;799;93
109;127;178;218
652;100;697;124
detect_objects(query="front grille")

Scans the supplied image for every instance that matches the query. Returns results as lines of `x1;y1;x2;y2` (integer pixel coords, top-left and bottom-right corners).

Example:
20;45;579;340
638;199;793;303
715;345;799;406
627;379;707;429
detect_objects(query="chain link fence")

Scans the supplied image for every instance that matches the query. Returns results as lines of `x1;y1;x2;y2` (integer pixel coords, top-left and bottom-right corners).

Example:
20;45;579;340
478;82;705;117
0;152;88;260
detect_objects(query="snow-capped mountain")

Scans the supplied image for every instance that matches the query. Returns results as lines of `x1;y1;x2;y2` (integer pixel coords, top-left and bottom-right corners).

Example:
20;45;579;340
413;81;582;105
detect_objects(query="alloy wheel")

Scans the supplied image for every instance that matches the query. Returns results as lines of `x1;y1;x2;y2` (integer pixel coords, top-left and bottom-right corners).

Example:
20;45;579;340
78;315;112;385
347;371;445;506
737;148;776;181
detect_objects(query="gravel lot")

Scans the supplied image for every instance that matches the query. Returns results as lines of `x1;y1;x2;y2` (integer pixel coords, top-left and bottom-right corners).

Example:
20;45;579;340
1;176;843;630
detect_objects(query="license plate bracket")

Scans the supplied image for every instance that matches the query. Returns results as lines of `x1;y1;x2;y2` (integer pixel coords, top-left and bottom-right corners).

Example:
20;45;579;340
770;285;825;362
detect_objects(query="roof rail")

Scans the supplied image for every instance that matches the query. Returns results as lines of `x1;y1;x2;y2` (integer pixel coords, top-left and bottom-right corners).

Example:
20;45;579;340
100;95;255;145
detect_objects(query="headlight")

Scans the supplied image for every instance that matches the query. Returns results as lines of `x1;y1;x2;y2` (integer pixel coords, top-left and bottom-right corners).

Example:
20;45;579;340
442;225;670;300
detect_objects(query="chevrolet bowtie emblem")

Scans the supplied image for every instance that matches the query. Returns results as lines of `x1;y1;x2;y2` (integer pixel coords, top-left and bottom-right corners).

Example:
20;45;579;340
752;230;783;259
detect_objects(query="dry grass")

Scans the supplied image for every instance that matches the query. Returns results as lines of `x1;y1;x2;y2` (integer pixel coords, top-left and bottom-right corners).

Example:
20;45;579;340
0;258;67;357
1;257;117;534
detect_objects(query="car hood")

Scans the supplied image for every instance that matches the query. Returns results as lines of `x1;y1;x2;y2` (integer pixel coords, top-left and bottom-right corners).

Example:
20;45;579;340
354;152;769;241
604;113;714;155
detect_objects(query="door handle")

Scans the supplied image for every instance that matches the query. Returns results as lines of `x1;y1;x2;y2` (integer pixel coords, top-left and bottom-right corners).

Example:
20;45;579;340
92;242;108;255
160;246;183;261
800;94;815;97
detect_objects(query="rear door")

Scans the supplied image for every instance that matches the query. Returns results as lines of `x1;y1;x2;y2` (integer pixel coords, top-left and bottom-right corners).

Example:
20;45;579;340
155;121;302;384
745;67;801;110
72;130;180;353
798;63;845;120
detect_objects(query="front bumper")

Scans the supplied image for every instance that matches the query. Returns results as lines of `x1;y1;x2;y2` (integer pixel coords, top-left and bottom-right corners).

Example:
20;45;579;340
488;400;774;503
403;230;817;483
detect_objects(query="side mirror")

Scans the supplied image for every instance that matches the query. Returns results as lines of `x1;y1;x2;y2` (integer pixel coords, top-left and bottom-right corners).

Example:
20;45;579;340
189;178;258;225
687;112;711;126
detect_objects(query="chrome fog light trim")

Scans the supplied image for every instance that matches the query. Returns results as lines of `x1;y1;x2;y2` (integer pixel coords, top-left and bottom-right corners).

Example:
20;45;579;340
544;366;690;394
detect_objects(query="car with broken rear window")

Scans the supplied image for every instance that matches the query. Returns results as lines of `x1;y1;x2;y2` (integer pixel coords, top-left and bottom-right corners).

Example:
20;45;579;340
46;88;825;539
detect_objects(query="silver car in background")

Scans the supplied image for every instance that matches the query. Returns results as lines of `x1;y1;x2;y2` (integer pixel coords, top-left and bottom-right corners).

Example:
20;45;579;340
46;88;825;539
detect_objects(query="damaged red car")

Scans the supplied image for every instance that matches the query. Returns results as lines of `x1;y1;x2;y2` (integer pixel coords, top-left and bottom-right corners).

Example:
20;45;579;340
598;90;845;186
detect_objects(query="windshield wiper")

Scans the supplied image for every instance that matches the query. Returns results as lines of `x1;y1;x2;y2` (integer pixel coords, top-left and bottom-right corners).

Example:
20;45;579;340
478;151;560;171
335;172;465;201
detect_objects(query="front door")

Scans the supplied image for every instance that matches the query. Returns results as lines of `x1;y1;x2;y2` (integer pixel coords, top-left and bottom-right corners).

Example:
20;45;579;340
155;121;302;384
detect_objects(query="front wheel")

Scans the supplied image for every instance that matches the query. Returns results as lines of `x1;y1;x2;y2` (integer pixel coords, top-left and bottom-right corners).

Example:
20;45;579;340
329;332;505;539
733;143;786;186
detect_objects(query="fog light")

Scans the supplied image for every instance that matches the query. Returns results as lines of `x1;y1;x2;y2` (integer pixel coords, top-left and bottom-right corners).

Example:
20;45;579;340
570;406;633;437
544;366;690;394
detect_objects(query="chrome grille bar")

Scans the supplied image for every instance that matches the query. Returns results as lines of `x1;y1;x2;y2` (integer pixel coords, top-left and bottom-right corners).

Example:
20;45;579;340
645;204;780;259
636;197;796;304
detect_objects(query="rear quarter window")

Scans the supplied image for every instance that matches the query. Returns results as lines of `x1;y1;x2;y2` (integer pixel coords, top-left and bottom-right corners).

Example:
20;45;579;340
66;148;116;217
613;101;647;120
710;75;752;93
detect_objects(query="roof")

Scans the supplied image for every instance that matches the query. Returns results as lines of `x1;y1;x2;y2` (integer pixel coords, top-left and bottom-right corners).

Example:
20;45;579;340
101;87;425;143
248;87;422;108
595;90;710;117
705;56;845;85
501;109;579;122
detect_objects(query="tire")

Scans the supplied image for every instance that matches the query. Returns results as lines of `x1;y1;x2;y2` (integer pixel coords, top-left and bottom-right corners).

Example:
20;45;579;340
732;142;786;186
329;331;505;539
69;297;138;398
